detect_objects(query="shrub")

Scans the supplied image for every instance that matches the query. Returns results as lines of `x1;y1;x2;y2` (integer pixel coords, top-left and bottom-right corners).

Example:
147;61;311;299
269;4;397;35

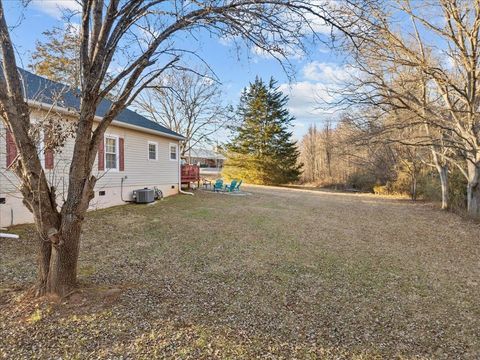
419;173;442;202
373;184;389;195
347;172;377;192
449;168;468;211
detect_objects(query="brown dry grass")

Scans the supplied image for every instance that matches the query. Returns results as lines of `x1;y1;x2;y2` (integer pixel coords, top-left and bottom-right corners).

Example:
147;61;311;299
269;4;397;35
0;186;479;359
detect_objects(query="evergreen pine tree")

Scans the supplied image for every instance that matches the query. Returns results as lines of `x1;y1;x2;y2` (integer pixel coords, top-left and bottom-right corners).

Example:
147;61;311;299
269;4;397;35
224;77;302;184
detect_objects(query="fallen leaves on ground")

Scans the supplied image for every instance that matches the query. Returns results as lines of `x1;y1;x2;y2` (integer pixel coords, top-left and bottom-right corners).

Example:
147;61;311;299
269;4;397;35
0;186;479;359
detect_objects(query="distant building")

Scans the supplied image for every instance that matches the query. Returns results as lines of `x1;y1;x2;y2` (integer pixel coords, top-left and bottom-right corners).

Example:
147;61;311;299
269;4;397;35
186;148;226;169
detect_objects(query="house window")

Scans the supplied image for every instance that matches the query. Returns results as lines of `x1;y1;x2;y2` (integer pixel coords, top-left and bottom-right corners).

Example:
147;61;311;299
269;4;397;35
148;142;158;160
105;136;118;170
169;143;177;161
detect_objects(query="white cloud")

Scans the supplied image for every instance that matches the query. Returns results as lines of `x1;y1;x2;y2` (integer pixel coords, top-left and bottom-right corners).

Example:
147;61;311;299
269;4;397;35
250;44;305;61
278;61;354;136
300;0;338;36
281;81;340;140
31;0;81;20
218;34;237;47
279;81;335;121
302;61;351;83
279;62;352;121
303;14;332;35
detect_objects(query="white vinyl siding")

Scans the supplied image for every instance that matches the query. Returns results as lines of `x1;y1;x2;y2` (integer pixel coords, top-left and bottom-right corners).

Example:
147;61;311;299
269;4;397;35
1;110;180;195
1;109;182;227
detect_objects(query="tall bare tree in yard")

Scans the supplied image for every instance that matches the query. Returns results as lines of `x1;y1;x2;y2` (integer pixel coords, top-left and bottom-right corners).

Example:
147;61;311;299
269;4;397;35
136;69;231;156
0;0;358;297
300;124;320;182
322;119;333;177
337;64;454;207
334;0;480;213
383;1;480;215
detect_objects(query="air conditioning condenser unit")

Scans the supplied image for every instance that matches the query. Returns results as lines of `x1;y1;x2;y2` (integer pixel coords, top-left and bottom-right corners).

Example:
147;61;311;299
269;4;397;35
133;188;155;203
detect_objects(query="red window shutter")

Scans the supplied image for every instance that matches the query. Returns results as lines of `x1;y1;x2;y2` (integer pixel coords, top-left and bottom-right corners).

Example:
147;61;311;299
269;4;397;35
98;138;105;171
6;128;18;168
44;130;54;170
44;148;54;169
119;137;125;171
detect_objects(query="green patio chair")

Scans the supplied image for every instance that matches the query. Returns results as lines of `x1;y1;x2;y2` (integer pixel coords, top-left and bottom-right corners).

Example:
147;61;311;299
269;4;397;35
213;179;224;192
234;179;243;192
224;179;238;192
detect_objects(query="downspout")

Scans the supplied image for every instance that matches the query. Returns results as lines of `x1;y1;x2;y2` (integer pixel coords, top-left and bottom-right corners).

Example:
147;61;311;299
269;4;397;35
178;141;194;196
0;232;19;239
121;176;135;203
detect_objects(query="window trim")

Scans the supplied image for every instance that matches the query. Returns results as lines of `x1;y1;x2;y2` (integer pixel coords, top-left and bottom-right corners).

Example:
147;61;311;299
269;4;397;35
148;141;158;161
37;131;45;168
104;134;119;172
169;142;178;161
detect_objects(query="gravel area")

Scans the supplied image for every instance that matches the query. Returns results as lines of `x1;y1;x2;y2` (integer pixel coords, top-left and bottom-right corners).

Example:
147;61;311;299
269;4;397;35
1;186;479;359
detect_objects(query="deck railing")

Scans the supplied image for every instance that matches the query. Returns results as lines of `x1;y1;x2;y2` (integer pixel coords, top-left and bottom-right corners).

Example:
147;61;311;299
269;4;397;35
181;164;200;184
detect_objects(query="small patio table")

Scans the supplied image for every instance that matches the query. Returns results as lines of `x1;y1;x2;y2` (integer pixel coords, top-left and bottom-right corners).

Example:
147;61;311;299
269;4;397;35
203;179;212;190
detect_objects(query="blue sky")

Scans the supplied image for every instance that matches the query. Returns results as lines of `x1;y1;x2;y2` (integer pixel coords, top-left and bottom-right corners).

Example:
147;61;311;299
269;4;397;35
4;0;349;141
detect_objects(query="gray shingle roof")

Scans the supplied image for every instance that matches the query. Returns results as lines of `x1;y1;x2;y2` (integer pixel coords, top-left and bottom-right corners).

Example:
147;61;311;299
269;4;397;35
16;68;184;139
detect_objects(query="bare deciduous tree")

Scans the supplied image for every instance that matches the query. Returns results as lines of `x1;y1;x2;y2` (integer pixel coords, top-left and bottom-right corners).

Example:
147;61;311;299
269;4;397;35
381;0;480;215
136;69;231;157
329;0;480;213
0;0;356;296
300;124;320;182
299;119;363;186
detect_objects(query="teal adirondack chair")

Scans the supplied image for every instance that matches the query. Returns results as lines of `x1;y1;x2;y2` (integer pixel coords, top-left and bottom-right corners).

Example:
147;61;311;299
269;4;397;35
234;179;243;192
213;179;224;192
224;179;238;192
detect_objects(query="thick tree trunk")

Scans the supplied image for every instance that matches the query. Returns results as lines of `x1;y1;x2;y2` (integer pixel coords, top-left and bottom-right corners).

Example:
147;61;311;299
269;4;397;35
36;238;52;296
46;227;81;296
466;161;480;217
44;176;96;296
467;182;480;216
30;178;94;297
429;146;449;210
438;164;449;210
33;213;84;297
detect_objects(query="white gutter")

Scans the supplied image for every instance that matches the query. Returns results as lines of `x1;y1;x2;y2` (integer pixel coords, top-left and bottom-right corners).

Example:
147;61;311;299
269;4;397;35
27;99;185;141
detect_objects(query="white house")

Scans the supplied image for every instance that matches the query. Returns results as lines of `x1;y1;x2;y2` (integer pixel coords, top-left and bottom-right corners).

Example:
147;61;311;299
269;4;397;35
0;69;184;228
187;148;226;169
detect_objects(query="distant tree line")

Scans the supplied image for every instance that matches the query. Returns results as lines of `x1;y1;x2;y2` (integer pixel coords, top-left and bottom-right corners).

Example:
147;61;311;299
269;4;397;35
299;120;466;209
300;0;480;216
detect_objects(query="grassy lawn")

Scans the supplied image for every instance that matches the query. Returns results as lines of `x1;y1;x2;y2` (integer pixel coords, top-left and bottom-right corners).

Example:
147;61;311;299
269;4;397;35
1;186;479;359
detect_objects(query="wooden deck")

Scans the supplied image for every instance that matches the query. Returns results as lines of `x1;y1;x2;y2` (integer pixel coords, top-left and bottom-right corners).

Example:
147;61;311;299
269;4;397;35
181;164;200;187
